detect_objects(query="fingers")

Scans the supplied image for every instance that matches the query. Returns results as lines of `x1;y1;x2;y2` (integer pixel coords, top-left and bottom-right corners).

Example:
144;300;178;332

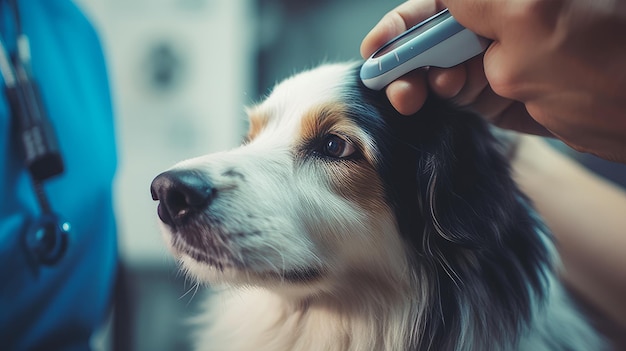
361;0;444;58
386;69;429;116
427;64;466;99
373;51;489;116
361;0;445;116
426;54;488;105
450;55;488;105
361;0;539;139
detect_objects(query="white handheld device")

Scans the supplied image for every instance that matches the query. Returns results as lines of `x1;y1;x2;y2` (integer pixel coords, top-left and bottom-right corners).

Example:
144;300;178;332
360;9;490;90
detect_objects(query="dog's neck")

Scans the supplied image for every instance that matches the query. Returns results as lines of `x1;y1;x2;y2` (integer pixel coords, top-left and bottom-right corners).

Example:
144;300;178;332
198;275;419;351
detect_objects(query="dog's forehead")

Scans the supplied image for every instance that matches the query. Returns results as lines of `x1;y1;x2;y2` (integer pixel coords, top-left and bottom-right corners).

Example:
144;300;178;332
249;63;355;132
270;63;354;106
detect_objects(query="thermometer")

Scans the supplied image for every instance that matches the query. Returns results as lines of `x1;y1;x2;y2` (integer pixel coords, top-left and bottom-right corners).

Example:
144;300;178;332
360;9;490;90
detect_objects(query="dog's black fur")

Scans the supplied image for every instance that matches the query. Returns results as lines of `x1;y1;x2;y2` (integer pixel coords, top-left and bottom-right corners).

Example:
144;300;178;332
346;66;552;349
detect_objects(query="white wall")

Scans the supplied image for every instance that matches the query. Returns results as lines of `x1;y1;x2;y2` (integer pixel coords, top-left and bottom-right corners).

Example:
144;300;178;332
76;0;255;267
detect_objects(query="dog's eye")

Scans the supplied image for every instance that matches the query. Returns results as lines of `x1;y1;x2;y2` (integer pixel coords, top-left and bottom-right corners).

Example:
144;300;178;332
322;134;356;158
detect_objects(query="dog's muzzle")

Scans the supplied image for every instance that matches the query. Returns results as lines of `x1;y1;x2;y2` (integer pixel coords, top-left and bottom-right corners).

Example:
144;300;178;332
150;169;214;227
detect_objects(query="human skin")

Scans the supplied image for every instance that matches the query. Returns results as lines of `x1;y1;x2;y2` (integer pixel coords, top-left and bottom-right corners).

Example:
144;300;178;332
512;135;626;337
361;0;626;163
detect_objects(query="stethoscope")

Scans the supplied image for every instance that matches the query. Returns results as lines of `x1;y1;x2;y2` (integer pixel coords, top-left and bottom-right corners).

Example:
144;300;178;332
1;0;70;270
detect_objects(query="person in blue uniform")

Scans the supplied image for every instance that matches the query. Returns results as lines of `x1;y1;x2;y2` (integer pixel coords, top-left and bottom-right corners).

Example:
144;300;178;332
0;0;118;349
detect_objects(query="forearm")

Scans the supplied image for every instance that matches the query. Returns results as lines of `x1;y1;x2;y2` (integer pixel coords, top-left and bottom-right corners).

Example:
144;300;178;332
512;136;626;329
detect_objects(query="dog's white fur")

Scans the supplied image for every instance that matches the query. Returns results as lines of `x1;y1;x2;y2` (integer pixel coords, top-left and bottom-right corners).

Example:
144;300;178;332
155;63;603;350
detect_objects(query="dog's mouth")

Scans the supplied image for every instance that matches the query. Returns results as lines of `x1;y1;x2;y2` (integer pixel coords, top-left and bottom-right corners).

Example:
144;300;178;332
168;230;324;284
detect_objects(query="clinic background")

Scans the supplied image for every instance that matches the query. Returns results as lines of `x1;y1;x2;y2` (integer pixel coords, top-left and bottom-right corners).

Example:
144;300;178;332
73;0;626;350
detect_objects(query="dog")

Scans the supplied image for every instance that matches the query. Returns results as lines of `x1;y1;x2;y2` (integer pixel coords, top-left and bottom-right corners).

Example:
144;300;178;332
150;62;603;350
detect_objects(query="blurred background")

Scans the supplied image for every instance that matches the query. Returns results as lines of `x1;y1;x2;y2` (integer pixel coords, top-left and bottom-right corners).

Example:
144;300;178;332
69;0;626;350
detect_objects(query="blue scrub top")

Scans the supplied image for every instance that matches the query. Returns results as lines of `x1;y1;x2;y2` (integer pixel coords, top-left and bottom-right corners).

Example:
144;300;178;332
0;0;118;349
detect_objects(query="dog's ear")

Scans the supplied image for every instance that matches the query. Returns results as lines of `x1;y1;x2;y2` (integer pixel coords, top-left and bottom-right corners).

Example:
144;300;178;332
382;97;551;349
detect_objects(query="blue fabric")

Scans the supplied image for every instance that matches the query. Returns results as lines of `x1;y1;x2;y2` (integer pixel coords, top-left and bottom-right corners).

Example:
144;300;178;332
0;0;118;349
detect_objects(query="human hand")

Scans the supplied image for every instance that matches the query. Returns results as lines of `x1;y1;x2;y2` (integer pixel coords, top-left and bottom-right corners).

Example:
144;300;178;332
361;0;626;163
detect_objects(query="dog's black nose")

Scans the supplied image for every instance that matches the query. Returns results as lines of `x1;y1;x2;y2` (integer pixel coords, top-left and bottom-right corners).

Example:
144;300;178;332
150;169;214;226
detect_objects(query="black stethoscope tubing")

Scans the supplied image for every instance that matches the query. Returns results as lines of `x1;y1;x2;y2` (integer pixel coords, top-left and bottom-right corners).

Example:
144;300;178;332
1;0;70;270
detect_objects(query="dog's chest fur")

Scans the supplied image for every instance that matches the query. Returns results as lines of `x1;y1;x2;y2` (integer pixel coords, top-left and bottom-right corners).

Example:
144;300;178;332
194;288;417;351
194;280;598;351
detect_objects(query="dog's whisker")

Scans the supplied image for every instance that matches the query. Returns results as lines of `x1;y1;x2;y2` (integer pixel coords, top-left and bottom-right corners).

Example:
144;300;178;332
179;281;199;301
187;282;201;306
261;241;289;284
